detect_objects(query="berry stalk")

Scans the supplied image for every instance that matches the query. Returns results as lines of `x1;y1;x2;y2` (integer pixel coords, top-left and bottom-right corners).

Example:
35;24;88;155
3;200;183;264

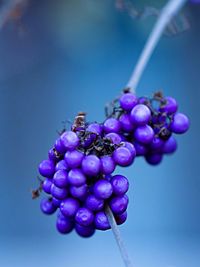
105;205;132;267
126;0;187;93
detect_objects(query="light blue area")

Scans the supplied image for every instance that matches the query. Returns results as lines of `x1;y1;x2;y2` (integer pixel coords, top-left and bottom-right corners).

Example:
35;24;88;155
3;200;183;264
0;1;199;267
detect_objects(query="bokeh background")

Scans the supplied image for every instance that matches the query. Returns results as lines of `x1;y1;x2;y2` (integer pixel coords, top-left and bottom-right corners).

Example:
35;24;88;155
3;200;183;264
0;1;199;267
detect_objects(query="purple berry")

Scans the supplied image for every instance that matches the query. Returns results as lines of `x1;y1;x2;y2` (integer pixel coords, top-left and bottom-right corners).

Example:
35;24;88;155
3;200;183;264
82;155;101;176
93;180;113;199
109;195;129;215
100;155;116;175
149;137;164;152
162;136;177;154
111;175;129;195
55;160;69;172
68;169;86;187
115;211;127;225
134;141;148;156
103;118;121;133
130;104;151;125
38;160;55;177
55;138;66;154
145;153;163;165
119;114;134;132
64;150;84;168
75;223;95;238
40;198;57;215
105;132;122;144
70;184;88;200
160;96;178;114
53;170;68;188
56;216;74;234
122;141;136;158
170;113;190;134
134;125;154;144
85;194;104;211
119;92;138;111
51;184;68;199
60;131;79;150
42;178;53;194
60;198;80;217
87;123;103;135
75;207;94;226
94;211;111;230
113;147;134;167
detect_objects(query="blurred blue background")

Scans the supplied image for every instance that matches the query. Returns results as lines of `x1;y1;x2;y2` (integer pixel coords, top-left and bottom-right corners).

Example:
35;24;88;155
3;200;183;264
0;1;199;267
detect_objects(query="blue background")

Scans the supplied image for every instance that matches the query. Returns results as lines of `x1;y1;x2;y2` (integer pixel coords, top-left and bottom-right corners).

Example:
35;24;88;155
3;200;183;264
0;1;199;267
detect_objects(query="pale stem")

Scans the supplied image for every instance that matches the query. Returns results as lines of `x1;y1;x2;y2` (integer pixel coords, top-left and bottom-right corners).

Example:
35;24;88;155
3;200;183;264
105;206;132;267
126;0;188;93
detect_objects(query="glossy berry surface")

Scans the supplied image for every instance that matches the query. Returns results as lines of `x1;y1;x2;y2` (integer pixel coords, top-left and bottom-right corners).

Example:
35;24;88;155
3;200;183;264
130;104;151;126
93;180;113;199
39;160;55;177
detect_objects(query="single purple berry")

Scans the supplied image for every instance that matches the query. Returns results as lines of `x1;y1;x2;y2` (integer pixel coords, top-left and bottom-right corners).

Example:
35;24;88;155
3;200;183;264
111;175;129;195
162;136;177;154
42;178;53;194
68;169;86;187
87;123;103;135
82;155;101;176
115;211;127;225
94;211;111;230
60;198;80;217
55;160;70;172
109;195;129;215
134;125;154;144
55;138;66;154
64;150;84;169
103;118;121;133
113;147;135;167
170;113;190;134
85;194;104;211
105;132;123;144
70;184;88;200
40;198;57;215
75;223;95;238
60;131;79;150
160;96;178;114
53;170;68;188
119;113;134;132
51;184;68;199
134;141;148;156
38;160;55;177
93;180;113;199
100;155;116;175
56;216;74;234
75;207;94;226
130;104;151;126
149;137;164;152
145;153;163;165
119;92;138;111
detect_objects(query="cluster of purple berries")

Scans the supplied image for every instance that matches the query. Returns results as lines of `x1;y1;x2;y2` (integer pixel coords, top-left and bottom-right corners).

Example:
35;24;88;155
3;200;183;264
37;90;189;238
106;90;190;165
